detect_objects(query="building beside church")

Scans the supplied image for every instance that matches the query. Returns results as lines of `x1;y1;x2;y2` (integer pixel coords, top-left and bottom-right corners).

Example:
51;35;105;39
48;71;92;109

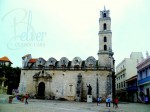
137;52;150;103
18;7;115;101
115;52;143;101
0;56;13;94
126;75;138;102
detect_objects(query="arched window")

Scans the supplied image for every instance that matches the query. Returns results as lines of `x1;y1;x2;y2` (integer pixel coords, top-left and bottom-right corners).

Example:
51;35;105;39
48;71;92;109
103;13;106;17
103;23;107;30
104;45;107;51
104;36;107;42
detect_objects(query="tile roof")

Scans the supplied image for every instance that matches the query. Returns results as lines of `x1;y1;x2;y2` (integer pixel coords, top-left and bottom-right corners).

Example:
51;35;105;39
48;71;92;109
29;58;37;63
0;56;12;63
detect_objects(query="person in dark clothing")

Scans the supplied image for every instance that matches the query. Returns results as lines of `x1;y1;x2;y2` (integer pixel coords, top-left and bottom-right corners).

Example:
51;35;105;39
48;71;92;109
97;97;102;105
107;97;111;107
145;96;149;104
25;94;29;104
106;97;108;107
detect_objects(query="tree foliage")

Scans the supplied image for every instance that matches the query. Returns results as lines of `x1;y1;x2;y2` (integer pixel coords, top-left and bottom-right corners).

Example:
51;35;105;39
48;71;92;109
0;65;21;94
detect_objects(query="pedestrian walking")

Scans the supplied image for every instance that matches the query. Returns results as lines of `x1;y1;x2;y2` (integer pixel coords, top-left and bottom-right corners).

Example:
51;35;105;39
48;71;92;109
145;96;149;104
97;97;99;106
97;97;102;105
114;97;118;108
107;97;111;107
25;93;29;104
106;97;108;107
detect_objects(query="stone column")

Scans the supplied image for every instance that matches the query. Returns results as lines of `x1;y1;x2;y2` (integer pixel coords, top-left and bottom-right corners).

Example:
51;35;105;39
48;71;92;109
76;74;82;101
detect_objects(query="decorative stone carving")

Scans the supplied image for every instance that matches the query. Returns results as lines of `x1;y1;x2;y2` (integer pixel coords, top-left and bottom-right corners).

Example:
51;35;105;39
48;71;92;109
33;71;41;79
76;74;82;101
87;84;93;103
85;56;96;68
35;58;46;67
45;57;57;67
72;57;82;67
67;83;75;96
59;57;69;67
45;72;52;79
106;74;112;96
33;71;52;80
87;84;92;95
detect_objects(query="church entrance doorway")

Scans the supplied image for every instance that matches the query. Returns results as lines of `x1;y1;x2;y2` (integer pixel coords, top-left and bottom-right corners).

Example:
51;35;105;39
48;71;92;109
38;82;45;97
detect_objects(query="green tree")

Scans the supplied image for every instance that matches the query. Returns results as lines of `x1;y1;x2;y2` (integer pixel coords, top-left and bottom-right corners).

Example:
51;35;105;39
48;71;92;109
0;65;21;94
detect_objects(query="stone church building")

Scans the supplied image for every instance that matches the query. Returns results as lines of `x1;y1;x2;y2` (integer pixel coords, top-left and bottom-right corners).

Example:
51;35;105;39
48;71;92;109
18;7;115;101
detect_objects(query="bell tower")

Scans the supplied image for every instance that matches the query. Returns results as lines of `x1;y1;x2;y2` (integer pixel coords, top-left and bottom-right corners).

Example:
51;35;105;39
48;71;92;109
98;7;114;68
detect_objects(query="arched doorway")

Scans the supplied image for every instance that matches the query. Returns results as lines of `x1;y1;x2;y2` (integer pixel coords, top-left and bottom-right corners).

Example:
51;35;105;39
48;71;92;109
38;82;45;97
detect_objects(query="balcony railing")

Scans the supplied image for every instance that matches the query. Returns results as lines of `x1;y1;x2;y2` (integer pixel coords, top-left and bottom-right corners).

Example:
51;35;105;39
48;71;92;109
138;76;150;85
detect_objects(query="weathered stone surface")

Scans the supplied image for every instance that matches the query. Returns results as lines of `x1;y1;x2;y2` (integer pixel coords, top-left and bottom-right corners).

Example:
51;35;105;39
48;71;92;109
19;69;110;100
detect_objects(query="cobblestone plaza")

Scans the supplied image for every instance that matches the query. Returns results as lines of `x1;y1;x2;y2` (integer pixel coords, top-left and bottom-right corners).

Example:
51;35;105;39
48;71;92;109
0;99;150;112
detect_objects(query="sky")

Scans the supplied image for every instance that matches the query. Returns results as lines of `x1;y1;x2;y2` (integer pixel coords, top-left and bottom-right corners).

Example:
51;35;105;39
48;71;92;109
0;0;150;67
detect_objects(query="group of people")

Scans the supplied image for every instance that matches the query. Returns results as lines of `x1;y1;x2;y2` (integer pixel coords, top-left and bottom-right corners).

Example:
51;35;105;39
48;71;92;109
97;96;119;108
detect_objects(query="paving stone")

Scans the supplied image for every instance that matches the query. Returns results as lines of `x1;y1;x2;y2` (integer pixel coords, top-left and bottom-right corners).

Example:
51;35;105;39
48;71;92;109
0;99;150;112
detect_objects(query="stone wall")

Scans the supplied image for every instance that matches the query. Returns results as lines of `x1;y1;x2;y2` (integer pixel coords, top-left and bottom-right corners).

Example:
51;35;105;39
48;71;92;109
19;69;111;101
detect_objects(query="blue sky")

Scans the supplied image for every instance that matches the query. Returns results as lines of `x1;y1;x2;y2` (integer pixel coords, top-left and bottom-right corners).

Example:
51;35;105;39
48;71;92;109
0;0;150;67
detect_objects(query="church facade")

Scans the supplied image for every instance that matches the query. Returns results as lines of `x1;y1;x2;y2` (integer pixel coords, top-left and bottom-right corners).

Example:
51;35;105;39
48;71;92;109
18;8;114;101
